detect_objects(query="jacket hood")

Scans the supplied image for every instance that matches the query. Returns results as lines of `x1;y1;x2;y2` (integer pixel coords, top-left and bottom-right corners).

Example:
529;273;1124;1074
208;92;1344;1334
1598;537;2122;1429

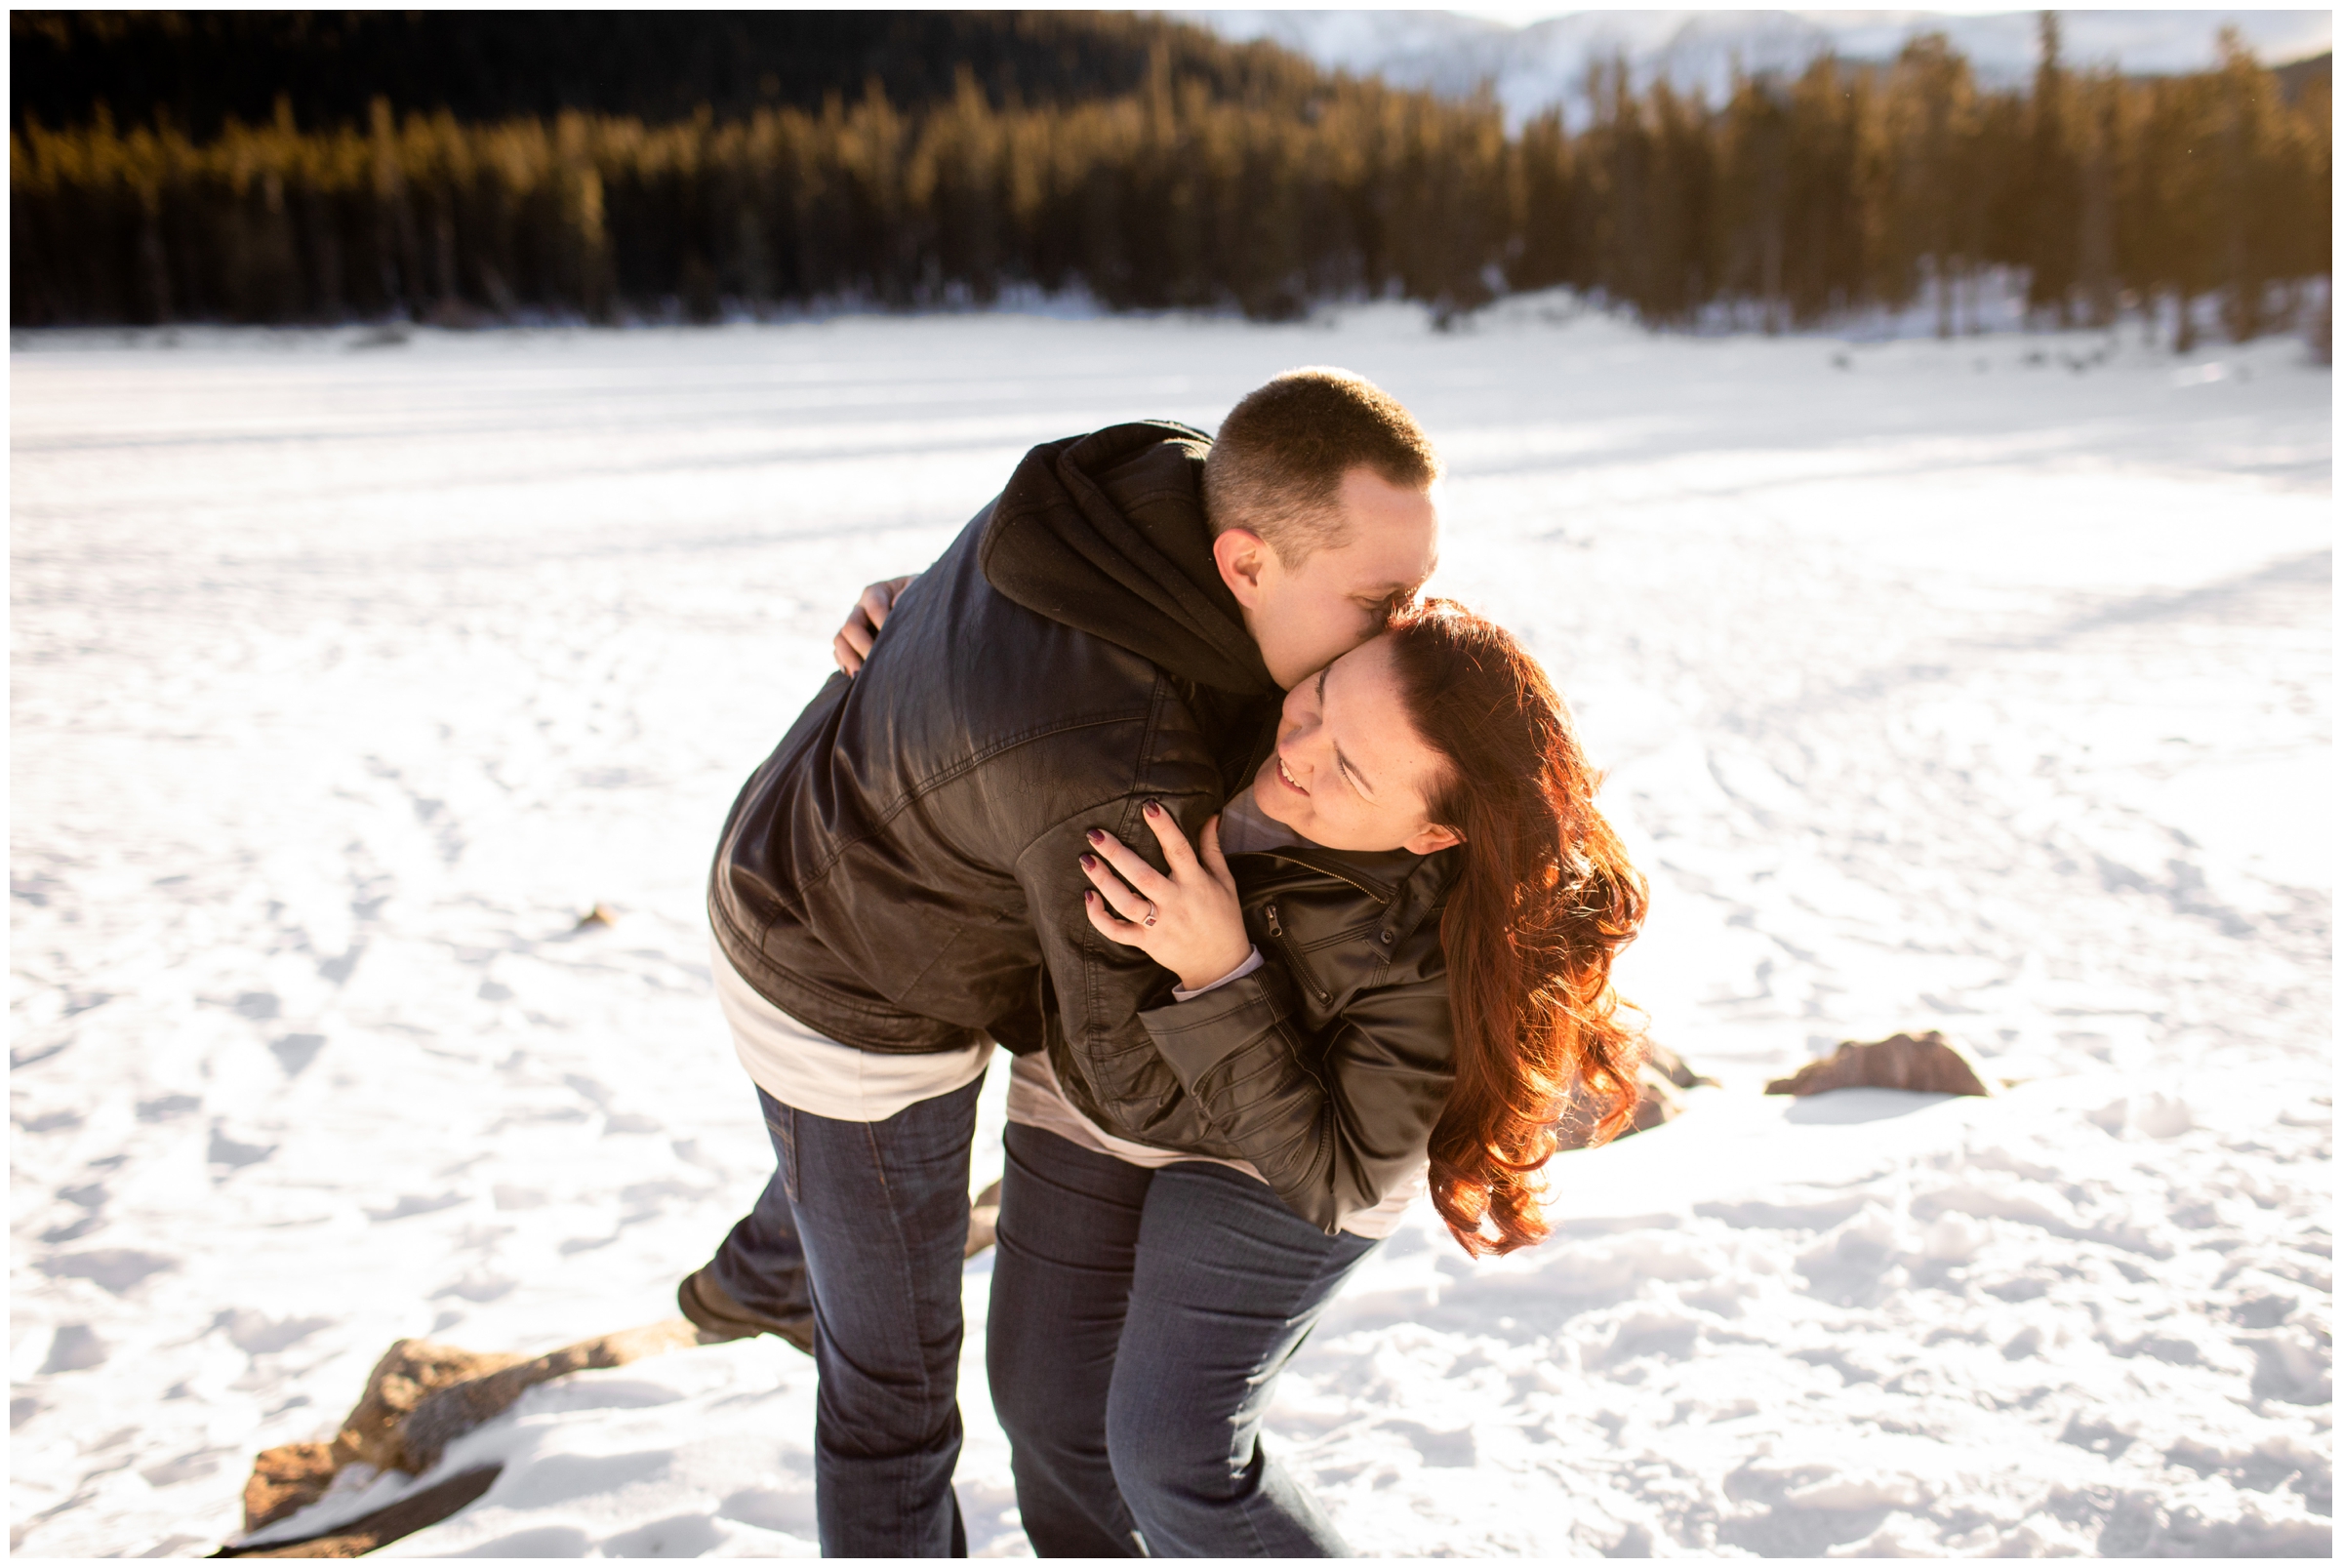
980;421;1275;697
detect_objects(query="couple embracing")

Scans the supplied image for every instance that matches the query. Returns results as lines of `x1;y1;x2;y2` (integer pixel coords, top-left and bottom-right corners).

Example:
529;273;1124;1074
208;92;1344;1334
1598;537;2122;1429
684;370;1647;1556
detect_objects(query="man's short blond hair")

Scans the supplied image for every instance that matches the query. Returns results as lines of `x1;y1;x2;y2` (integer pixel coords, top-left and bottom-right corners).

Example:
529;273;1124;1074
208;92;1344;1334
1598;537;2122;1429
1202;368;1442;564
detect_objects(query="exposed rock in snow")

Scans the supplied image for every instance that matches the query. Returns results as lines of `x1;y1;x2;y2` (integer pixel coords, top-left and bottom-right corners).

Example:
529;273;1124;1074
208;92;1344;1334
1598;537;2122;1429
332;1342;526;1475
1551;1045;1703;1150
397;1321;700;1473
968;1179;1005;1259
240;1442;336;1534
1764;1029;1995;1098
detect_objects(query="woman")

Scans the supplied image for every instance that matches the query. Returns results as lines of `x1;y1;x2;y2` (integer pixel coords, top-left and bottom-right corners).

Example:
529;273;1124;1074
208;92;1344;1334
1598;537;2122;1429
987;597;1649;1557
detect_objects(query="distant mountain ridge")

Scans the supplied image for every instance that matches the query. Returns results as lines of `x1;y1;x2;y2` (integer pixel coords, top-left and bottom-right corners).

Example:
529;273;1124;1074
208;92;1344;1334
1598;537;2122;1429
1183;8;2338;125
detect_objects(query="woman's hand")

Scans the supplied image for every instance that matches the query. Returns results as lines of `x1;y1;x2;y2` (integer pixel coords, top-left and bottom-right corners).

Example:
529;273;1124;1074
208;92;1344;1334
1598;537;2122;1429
832;574;920;675
1079;800;1253;993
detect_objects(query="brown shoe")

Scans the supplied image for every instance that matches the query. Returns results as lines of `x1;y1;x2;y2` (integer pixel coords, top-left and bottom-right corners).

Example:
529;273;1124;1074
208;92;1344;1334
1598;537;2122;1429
676;1266;814;1355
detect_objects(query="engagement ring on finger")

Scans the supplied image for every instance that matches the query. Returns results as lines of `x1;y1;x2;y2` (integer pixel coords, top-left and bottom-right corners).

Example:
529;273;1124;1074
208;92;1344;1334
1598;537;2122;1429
1143;907;1159;927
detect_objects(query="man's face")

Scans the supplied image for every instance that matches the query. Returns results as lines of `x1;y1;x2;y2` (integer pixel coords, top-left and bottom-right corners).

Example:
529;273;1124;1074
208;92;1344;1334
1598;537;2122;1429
1217;466;1439;689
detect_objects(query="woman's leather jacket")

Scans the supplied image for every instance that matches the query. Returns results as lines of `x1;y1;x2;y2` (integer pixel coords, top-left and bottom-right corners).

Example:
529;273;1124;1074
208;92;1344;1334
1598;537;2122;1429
1128;839;1459;1234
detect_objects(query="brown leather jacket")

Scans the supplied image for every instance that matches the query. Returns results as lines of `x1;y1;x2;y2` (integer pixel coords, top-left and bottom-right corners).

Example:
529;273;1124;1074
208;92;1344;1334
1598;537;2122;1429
707;421;1279;1131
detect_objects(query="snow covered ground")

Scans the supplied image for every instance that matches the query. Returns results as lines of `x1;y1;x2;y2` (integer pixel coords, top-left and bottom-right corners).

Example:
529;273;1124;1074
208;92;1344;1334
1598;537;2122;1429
11;302;2330;1557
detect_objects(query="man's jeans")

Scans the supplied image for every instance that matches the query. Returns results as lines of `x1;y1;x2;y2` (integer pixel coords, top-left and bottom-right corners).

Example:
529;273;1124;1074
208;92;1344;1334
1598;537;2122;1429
987;1122;1379;1557
714;1080;984;1556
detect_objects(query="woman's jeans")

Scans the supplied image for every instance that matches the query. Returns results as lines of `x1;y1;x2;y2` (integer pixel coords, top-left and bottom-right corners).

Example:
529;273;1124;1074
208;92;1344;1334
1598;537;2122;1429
987;1122;1380;1557
724;1080;985;1557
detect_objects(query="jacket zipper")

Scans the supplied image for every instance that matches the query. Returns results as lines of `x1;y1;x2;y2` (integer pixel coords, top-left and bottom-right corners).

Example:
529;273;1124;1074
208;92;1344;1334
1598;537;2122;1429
1262;901;1334;1006
1253;849;1392;902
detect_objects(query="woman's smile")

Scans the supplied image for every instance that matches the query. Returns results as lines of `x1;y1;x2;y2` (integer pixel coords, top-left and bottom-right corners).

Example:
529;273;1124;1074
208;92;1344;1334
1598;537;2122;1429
1253;636;1459;854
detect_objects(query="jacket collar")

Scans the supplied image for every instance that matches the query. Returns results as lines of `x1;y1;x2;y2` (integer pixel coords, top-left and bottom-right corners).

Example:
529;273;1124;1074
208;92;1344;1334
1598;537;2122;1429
1235;840;1459;912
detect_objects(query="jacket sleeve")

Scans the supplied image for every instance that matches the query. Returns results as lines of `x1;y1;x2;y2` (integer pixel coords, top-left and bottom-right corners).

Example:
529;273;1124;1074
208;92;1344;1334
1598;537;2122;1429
1138;960;1454;1233
1011;787;1224;1139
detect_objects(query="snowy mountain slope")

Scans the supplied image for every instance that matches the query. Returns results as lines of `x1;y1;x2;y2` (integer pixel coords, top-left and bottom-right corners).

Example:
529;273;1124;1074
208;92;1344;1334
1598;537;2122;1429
1186;9;2338;125
10;304;2331;1556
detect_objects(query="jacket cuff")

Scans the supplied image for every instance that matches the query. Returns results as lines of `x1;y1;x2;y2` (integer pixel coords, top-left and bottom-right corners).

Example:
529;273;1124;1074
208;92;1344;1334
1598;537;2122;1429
1171;945;1263;1002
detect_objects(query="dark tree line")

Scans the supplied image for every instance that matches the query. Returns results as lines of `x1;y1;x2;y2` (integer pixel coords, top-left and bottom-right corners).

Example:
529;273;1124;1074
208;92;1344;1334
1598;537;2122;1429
11;11;1329;138
1514;25;2328;345
11;17;2329;342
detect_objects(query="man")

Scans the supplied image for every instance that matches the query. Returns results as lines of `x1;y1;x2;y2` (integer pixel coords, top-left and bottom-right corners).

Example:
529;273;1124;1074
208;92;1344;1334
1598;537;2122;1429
685;368;1442;1555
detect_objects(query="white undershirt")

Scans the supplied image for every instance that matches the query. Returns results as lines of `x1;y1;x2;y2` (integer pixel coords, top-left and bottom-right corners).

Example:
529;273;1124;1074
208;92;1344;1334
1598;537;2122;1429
711;936;992;1123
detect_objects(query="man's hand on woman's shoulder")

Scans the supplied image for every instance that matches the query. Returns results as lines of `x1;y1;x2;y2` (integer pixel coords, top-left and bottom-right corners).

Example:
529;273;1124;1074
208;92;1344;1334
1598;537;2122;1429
833;574;920;675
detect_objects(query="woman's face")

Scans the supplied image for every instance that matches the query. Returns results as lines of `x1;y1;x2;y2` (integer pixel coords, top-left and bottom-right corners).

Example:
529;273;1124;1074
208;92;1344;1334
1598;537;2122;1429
1252;634;1463;855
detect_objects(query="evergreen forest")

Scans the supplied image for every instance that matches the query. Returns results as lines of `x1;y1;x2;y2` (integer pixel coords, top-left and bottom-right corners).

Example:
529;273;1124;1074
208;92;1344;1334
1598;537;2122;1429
11;10;2331;344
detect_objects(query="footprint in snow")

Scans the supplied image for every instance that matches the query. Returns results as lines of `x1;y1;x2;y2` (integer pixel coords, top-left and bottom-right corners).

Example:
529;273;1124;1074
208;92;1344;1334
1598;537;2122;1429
141;1448;232;1488
40;1324;108;1374
366;1192;468;1223
41;1248;177;1294
209;1128;277;1169
1386;1420;1477;1467
219;1308;337;1355
269;1033;326;1074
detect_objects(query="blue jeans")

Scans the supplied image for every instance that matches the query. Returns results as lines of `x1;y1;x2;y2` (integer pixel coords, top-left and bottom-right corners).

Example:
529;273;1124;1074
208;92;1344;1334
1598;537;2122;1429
707;1119;816;1335
728;1080;984;1556
987;1123;1380;1557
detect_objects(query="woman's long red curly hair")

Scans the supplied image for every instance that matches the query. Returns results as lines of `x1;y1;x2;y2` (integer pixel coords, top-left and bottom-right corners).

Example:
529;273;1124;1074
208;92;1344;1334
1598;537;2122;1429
1386;600;1649;1258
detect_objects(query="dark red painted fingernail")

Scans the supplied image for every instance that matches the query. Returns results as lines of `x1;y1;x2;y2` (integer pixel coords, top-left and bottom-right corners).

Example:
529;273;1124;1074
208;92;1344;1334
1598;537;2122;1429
1144;799;1162;816
1079;853;1098;869
1086;828;1106;844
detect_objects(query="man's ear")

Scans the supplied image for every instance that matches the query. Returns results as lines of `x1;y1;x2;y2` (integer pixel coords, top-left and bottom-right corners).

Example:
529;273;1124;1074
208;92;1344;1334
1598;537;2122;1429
1212;527;1272;610
1403;823;1464;856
